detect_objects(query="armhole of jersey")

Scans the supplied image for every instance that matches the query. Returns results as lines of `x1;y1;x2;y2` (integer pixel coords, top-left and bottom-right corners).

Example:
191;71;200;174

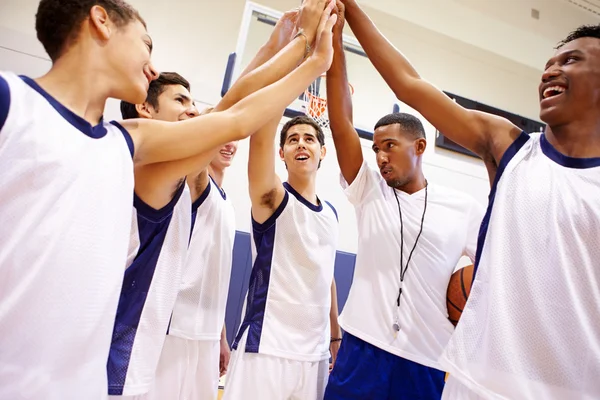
0;75;10;133
325;201;338;222
191;179;212;213
473;130;530;280
110;120;135;158
133;179;186;222
251;190;289;233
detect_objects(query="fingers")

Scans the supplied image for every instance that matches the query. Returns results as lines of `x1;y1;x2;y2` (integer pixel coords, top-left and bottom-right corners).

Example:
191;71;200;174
317;0;336;35
326;12;338;31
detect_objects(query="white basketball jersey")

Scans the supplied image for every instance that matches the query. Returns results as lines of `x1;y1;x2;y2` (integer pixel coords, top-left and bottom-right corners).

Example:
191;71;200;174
0;72;134;399
107;183;191;396
233;183;339;362
339;161;484;370
440;132;600;399
169;177;236;340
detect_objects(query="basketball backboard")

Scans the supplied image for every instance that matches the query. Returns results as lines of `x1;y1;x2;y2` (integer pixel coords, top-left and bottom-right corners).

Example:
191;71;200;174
221;2;399;139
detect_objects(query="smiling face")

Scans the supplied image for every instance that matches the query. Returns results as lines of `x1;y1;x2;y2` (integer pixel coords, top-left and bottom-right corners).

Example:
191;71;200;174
539;35;600;129
147;84;198;122
210;141;239;171
106;18;158;104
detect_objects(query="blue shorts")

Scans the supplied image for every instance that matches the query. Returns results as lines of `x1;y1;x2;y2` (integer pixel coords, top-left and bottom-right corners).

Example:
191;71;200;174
324;333;445;400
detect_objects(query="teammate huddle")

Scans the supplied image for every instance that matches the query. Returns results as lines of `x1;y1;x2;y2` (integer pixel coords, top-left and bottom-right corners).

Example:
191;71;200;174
0;0;598;399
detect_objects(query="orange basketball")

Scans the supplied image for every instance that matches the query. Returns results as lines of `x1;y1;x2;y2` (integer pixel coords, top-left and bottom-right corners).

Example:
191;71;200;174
446;264;474;326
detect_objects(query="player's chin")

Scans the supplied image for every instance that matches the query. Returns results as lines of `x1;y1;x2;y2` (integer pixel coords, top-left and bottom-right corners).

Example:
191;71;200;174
118;83;148;105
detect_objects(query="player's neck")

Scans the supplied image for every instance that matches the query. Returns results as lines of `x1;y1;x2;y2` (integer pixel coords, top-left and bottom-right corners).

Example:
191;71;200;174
396;171;427;195
287;173;318;206
207;165;225;188
545;119;600;158
35;53;111;125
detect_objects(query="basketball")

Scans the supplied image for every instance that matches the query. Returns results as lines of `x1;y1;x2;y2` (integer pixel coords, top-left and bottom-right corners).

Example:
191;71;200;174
446;264;474;326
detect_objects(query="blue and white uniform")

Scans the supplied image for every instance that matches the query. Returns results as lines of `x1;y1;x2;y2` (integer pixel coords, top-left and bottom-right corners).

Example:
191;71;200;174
0;72;134;400
224;182;339;400
150;177;236;400
107;183;191;397
440;132;600;400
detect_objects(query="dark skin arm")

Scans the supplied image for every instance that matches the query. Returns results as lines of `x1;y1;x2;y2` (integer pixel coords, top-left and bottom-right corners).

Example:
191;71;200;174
341;0;522;182
326;1;364;185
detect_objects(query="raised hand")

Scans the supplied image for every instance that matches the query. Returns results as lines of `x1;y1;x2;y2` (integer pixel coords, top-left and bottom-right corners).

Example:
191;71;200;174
308;0;338;71
269;8;300;52
296;0;328;45
333;0;346;35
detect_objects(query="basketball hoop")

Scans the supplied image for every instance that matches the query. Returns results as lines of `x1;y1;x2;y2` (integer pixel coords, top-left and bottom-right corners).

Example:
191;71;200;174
302;74;354;130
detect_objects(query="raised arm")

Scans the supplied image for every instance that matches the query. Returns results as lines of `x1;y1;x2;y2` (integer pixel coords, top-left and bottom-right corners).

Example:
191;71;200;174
247;117;284;224
148;10;306;197
125;0;338;166
326;1;364;185
342;0;519;167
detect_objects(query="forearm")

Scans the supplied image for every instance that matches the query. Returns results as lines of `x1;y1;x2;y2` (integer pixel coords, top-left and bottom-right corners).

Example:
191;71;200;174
228;56;324;138
221;324;227;342
330;280;342;338
327;36;353;129
216;37;307;112
343;1;420;97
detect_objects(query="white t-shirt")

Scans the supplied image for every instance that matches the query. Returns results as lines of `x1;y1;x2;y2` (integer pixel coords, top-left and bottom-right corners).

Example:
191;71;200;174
440;132;600;399
339;161;484;370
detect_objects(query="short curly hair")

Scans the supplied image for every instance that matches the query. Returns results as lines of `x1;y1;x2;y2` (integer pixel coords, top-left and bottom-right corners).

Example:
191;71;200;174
36;0;145;62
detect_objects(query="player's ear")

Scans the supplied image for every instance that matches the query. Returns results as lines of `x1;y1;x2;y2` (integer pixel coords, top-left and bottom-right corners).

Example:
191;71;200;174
135;103;153;119
415;138;427;155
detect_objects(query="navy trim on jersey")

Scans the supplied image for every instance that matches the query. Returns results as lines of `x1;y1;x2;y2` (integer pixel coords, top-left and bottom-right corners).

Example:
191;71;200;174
19;76;108;139
190;180;212;234
191;179;212;213
107;182;185;394
283;181;323;212
540;133;600;169
0;75;10;132
233;192;290;352
133;180;186;222
110;121;135;158
325;201;338;221
210;175;227;200
473;131;530;280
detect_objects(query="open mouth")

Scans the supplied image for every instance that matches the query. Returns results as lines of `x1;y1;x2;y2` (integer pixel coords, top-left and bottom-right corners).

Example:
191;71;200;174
220;150;233;158
542;85;566;99
295;154;309;162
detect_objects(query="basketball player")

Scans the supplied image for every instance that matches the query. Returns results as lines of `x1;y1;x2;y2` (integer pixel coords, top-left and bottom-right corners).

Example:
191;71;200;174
106;72;197;398
0;0;337;398
341;1;600;398
145;6;340;400
222;112;340;400
323;3;484;399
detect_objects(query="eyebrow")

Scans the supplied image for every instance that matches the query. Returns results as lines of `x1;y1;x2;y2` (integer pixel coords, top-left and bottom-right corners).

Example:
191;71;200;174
544;49;583;70
175;93;192;102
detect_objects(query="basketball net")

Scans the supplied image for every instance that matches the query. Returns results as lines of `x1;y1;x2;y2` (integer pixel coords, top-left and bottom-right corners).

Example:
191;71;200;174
302;74;354;132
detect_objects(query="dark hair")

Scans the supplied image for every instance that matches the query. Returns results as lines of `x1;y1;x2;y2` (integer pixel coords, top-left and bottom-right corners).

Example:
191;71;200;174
36;0;145;62
279;116;325;148
120;72;191;119
557;24;600;49
374;112;426;140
